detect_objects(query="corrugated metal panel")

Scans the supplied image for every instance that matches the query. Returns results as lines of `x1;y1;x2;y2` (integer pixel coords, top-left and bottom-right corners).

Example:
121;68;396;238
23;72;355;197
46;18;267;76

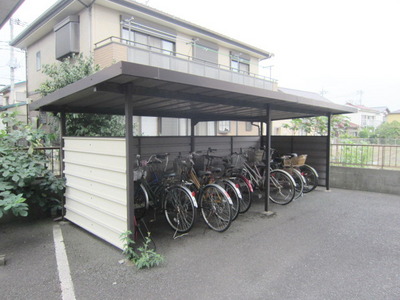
64;137;127;249
271;136;328;186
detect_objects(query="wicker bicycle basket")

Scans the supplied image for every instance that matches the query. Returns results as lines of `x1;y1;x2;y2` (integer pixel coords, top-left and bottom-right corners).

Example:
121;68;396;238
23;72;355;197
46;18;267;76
230;153;246;169
283;154;307;167
254;150;265;163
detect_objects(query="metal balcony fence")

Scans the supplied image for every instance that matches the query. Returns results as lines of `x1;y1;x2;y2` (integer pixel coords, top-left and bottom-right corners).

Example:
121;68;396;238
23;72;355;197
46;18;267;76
94;36;277;90
330;143;400;169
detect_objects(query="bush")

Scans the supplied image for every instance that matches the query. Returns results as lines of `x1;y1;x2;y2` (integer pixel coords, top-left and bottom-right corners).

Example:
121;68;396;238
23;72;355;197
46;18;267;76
0;112;65;219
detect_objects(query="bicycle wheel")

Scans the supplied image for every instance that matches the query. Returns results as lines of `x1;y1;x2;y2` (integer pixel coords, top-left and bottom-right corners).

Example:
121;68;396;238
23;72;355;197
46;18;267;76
299;164;319;193
200;184;232;232
216;179;241;221
231;175;252;213
290;168;305;199
164;185;197;233
269;169;295;205
134;182;149;220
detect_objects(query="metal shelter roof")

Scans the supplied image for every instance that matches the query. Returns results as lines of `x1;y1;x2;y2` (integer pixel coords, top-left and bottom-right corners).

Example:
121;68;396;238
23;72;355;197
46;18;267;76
0;0;24;29
30;61;356;121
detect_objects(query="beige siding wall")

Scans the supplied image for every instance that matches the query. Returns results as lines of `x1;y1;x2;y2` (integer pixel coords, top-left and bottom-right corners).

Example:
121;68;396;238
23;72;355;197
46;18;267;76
26;32;56;96
63;137;127;249
79;7;91;55
176;32;193;57
92;5;121;49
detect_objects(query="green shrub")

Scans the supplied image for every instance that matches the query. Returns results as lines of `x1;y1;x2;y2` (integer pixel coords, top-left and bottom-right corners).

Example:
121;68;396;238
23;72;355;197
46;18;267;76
0;112;65;218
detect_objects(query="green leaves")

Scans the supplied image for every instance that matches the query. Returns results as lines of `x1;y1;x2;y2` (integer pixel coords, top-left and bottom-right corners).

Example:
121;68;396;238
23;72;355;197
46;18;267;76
37;53;100;97
36;54;125;137
120;230;164;269
282;115;351;137
0;112;65;219
0;192;28;218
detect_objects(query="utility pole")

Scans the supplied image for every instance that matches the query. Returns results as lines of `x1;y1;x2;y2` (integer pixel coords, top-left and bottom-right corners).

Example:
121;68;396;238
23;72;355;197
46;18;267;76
357;90;363;105
8;18;27;105
320;89;328;97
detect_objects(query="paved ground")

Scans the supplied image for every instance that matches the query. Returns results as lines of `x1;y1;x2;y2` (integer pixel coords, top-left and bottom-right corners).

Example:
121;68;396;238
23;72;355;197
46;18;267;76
1;188;400;300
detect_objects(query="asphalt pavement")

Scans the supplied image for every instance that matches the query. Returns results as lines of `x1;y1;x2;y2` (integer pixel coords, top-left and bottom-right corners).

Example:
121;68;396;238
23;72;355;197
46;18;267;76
1;188;400;300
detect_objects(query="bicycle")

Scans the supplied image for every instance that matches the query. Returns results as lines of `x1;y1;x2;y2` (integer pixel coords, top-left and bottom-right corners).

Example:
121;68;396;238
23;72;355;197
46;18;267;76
193;148;242;221
174;153;234;232
270;149;306;199
272;151;319;193
239;147;296;205
133;153;198;235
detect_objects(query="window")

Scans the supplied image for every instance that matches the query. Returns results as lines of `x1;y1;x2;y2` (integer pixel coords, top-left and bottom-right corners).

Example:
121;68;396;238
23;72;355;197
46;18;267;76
230;51;250;74
231;58;249;74
246;122;252;132
193;39;218;65
36;51;41;71
218;121;231;133
161;40;174;55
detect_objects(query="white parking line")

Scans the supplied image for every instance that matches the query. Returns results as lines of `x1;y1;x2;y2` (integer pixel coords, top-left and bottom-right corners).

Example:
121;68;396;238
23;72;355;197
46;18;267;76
53;224;76;300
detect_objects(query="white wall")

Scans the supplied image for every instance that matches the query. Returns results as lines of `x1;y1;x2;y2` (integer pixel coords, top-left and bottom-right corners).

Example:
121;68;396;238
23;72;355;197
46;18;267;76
63;137;127;249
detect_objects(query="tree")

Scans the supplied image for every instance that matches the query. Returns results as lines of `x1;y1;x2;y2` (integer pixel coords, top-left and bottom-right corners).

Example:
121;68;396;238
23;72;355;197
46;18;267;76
37;54;125;137
282;115;350;137
358;126;376;138
0;112;64;219
374;121;400;139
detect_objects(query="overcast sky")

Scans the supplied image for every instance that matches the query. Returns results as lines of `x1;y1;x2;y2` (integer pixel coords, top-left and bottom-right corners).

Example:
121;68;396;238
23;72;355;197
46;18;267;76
1;0;399;110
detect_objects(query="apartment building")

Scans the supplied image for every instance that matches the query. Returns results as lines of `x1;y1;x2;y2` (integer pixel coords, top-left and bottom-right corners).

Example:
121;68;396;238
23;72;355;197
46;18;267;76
0;81;28;124
344;103;388;129
386;110;400;123
11;0;277;136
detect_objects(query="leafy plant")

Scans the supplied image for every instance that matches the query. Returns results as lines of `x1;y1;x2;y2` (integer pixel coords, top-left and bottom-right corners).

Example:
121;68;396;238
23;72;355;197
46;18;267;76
282;115;350;137
0;111;65;218
120;230;164;269
0;192;28;218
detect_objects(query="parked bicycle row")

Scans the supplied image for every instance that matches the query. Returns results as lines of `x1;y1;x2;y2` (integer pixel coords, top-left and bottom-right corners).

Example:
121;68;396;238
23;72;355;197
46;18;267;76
132;147;319;238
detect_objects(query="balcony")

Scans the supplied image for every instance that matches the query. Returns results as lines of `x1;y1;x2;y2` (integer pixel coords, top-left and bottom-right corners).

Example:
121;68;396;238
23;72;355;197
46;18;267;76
94;36;278;91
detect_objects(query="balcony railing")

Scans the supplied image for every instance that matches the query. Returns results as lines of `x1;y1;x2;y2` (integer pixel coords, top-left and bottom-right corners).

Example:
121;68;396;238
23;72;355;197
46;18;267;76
94;36;277;91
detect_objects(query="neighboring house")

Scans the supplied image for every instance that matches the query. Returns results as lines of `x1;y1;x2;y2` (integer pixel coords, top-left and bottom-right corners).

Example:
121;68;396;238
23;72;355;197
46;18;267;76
10;0;279;136
343;103;388;130
386;110;400;123
0;81;29;125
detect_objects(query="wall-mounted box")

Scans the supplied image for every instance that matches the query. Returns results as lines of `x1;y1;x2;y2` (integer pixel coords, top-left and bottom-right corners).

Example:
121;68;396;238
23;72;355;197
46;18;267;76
54;15;80;60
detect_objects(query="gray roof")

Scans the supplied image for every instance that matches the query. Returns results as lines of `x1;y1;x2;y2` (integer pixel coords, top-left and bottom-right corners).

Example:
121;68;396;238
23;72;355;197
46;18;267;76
279;87;333;104
30;61;356;121
11;0;272;59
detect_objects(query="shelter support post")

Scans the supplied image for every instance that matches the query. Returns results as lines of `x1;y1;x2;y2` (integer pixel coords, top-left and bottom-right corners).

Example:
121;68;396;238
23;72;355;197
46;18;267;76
190;119;198;153
326;113;332;190
260;122;264;148
125;85;135;235
59;111;66;220
264;105;272;212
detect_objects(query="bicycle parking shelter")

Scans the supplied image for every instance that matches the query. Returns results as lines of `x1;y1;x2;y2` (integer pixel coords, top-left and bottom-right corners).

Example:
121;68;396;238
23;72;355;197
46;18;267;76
30;61;355;248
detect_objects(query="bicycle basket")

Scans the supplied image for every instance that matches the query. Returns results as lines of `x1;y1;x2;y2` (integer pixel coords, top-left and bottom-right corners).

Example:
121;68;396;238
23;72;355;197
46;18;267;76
254;150;265;163
133;169;144;181
230;153;246;168
192;153;205;172
283;154;307;166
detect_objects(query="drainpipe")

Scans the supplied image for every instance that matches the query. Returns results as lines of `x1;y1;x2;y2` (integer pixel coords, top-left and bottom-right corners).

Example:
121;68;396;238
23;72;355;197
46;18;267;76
77;0;96;53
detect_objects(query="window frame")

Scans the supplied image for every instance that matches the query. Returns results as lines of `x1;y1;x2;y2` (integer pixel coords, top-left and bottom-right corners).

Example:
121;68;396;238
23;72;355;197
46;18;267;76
218;121;231;134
